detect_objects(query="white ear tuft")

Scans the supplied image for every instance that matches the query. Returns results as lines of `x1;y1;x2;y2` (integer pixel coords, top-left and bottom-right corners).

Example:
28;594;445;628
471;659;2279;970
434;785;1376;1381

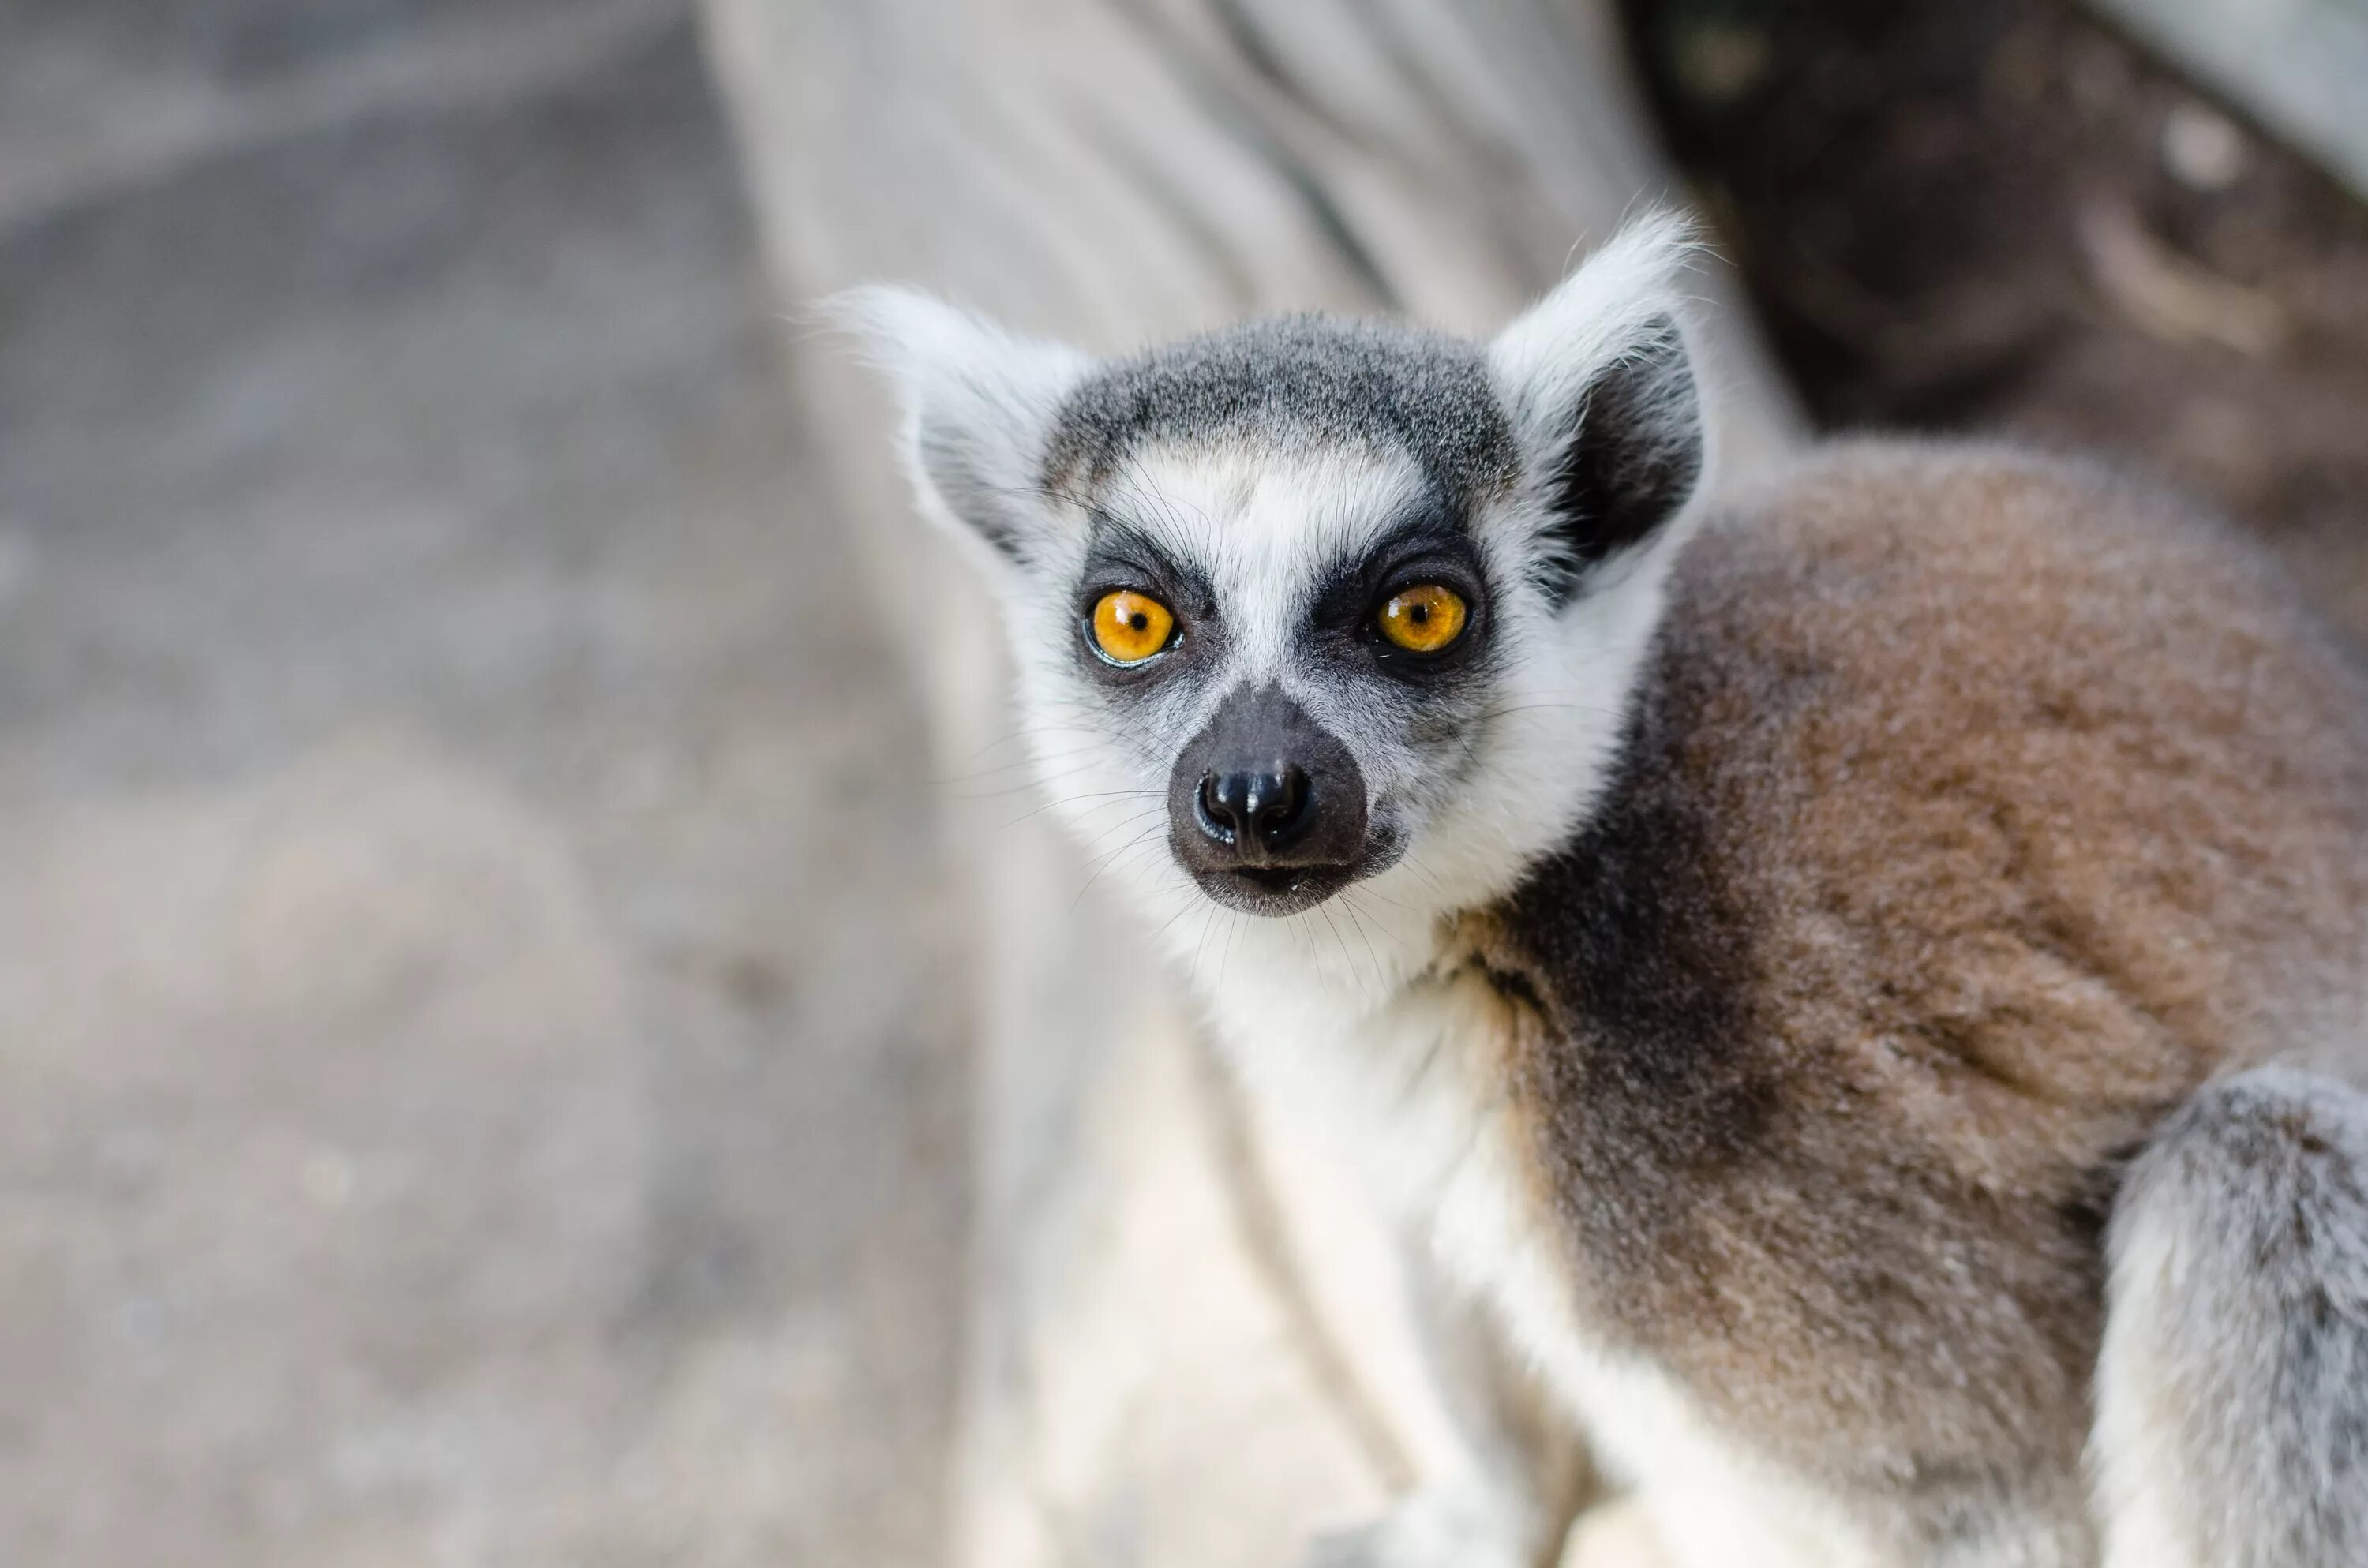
1488;213;1709;600
834;286;1096;567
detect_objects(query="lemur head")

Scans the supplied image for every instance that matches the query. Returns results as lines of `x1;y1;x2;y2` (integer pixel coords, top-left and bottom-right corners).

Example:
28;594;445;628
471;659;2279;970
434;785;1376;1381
852;218;1707;953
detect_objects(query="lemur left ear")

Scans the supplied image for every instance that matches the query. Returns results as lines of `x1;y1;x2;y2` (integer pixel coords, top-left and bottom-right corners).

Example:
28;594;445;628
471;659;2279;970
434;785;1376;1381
838;287;1096;571
1489;215;1707;604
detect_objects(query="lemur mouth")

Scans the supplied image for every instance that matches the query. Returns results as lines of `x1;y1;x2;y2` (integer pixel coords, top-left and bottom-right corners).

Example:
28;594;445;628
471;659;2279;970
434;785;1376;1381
1180;825;1407;917
1190;859;1362;917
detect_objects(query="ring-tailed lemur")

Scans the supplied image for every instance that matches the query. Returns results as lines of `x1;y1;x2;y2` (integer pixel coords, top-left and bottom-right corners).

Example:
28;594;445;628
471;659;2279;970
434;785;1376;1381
849;217;2368;1568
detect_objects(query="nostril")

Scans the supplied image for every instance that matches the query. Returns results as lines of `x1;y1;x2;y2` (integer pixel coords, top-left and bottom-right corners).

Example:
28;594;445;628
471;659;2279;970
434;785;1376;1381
1251;765;1309;845
1197;770;1242;844
1197;766;1317;855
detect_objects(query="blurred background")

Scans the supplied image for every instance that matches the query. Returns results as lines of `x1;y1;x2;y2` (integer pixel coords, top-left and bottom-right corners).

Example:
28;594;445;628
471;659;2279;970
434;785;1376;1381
0;2;2360;1566
1;5;961;1565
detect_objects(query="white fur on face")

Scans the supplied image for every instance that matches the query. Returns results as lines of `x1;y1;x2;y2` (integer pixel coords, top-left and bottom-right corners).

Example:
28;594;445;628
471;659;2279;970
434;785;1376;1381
989;439;1448;993
974;429;1692;1020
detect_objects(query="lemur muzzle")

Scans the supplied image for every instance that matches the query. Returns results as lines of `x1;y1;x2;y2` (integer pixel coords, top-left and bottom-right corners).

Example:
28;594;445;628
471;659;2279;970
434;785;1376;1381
1167;684;1368;912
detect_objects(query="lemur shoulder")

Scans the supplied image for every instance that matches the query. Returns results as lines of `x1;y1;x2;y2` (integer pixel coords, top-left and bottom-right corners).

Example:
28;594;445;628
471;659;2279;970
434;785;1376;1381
852;218;2368;1568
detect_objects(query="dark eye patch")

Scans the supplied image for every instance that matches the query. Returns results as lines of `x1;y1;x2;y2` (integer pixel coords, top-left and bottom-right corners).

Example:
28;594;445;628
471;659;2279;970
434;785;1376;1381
1072;511;1220;682
1074;511;1215;615
1302;512;1493;682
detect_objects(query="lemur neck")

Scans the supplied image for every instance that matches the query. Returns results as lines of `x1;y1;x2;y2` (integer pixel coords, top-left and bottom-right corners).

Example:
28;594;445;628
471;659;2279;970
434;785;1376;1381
1186;893;1471;1049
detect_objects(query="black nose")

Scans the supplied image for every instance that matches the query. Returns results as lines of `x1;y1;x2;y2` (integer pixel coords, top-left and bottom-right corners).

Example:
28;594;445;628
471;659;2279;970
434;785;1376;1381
1167;686;1369;913
1197;765;1310;853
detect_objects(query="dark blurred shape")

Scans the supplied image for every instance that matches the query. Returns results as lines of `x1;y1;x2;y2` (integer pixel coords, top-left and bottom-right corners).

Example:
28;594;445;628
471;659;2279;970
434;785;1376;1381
1625;0;2368;641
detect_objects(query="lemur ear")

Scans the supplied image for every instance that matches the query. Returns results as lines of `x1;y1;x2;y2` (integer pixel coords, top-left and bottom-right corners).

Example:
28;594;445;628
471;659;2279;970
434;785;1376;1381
838;287;1095;568
1488;215;1707;604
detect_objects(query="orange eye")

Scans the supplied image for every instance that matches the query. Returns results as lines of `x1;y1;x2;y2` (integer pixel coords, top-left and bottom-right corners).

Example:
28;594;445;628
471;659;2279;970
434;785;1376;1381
1377;584;1468;653
1090;590;1176;664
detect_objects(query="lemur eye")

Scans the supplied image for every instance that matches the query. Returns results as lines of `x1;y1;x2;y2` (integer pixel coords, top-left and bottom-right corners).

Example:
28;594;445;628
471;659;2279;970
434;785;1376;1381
1089;589;1176;664
1377;584;1468;653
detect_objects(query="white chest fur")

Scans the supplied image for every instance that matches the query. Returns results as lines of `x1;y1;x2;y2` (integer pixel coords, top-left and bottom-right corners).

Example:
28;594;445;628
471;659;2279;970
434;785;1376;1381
1205;948;1885;1568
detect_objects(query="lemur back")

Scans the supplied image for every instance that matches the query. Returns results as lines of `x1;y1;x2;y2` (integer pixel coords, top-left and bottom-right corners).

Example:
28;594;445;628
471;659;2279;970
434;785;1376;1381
1470;443;2368;1562
853;219;2368;1568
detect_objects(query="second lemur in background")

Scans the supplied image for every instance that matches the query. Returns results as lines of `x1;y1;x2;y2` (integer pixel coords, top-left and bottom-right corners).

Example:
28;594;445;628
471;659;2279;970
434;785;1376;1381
852;217;2368;1568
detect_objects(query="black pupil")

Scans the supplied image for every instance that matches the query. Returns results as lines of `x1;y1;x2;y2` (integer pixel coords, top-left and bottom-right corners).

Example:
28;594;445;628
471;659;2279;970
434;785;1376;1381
1128;612;1148;631
1409;602;1430;624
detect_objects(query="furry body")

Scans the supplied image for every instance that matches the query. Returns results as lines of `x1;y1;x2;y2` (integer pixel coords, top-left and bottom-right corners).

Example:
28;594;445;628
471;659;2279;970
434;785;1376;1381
1493;445;2368;1559
854;223;2368;1566
1204;445;2368;1566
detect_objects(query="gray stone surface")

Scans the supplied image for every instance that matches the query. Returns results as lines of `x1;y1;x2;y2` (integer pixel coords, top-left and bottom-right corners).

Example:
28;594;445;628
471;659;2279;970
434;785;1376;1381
0;8;961;1566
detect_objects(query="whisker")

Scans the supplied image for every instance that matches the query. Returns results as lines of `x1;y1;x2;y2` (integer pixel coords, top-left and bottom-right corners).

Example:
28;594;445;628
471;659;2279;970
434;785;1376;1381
1066;826;1170;915
997;788;1163;830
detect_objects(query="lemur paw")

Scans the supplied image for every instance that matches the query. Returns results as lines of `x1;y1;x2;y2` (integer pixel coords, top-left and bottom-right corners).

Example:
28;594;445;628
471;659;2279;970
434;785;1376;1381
1298;1487;1537;1568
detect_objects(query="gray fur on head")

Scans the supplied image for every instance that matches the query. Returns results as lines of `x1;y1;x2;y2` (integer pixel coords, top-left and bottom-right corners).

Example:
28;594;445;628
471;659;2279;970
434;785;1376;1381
845;211;1710;598
1043;314;1519;515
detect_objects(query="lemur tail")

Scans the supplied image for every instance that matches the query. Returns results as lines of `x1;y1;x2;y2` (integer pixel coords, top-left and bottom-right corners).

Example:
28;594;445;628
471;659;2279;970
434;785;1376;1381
2092;1066;2368;1568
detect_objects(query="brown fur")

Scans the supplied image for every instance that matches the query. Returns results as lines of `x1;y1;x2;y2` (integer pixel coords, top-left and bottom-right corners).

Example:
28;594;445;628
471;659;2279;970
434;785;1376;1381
1477;443;2368;1547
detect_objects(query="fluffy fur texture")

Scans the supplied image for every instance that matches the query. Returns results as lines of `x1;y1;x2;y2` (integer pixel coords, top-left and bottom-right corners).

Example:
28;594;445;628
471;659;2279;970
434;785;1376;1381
2094;1068;2368;1568
851;218;2368;1567
1473;443;2368;1565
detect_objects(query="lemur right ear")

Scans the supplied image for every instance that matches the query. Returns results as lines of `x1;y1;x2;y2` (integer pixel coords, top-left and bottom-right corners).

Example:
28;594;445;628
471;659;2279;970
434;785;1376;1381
1488;215;1708;605
838;288;1095;569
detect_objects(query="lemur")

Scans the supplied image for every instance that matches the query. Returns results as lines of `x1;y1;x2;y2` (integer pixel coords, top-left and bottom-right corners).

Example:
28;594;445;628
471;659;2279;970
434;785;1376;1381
850;217;2368;1568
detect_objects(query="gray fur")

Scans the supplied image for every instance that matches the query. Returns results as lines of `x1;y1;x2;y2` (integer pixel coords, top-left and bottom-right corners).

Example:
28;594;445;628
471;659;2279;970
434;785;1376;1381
1044;314;1519;512
2100;1067;2368;1567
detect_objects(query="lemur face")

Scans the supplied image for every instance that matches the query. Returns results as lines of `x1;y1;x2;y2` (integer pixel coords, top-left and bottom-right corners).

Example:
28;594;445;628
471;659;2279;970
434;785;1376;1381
1042;423;1504;917
854;218;1709;938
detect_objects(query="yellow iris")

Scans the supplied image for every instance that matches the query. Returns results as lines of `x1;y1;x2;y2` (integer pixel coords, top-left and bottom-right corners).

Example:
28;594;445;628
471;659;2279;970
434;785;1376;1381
1377;584;1468;653
1091;589;1175;664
